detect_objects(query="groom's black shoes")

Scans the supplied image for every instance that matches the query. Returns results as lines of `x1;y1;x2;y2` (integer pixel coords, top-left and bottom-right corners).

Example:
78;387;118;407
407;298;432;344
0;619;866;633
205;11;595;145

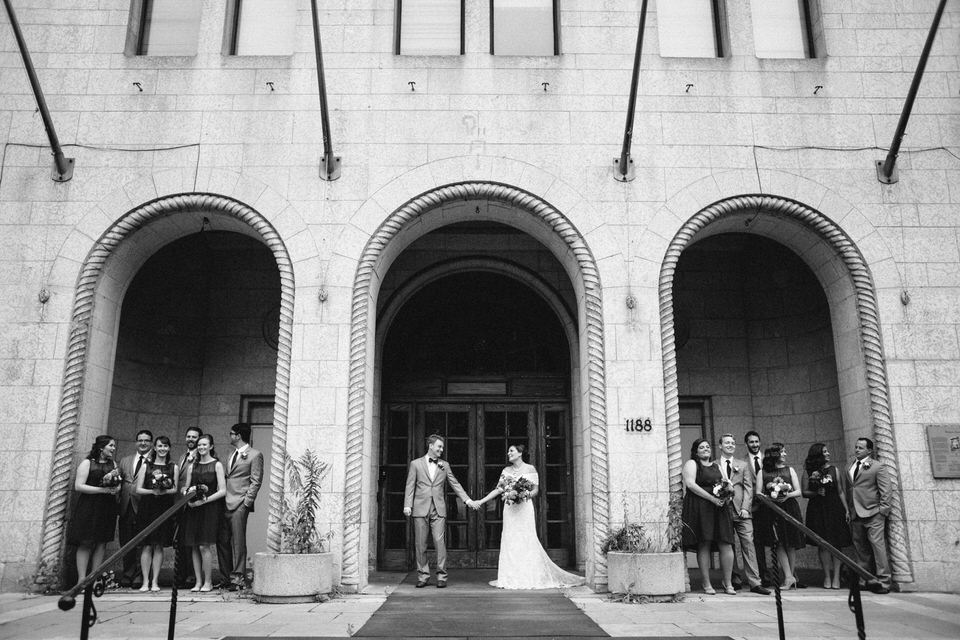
436;580;447;588
416;579;429;588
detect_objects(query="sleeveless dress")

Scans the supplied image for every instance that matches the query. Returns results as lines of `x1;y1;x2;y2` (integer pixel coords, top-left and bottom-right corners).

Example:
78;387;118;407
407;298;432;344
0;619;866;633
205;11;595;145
681;461;734;550
755;467;805;549
68;459;119;545
136;460;176;546
181;461;222;546
804;465;852;548
490;470;585;589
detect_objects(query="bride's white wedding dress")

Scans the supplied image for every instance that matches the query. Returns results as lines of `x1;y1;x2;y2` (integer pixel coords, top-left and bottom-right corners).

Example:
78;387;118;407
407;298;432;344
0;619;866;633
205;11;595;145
489;470;586;589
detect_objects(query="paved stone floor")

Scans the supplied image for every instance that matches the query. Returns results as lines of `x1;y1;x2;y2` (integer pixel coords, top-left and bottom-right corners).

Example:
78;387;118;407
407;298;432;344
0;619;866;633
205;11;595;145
0;572;957;639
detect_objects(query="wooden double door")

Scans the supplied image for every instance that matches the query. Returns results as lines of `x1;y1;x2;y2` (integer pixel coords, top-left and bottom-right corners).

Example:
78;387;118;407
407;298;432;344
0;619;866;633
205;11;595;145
378;401;575;570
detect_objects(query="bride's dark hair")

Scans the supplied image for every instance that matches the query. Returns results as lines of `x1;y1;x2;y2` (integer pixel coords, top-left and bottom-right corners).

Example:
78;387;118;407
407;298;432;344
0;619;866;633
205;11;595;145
509;443;526;460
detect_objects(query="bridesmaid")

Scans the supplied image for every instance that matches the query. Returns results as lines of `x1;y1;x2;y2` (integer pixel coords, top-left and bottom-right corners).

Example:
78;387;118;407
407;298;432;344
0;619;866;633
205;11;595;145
135;435;179;592
802;442;851;589
68;435;121;580
681;438;736;595
754;444;804;589
181;434;225;592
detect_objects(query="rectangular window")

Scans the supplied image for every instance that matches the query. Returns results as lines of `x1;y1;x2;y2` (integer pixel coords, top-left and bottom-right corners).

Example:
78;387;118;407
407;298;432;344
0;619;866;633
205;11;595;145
396;0;464;55
134;0;202;56
491;0;558;56
751;0;816;58
226;0;298;56
656;0;724;58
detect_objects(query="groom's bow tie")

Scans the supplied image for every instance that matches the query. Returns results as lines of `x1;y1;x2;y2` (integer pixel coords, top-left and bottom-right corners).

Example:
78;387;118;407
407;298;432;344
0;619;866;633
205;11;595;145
428;457;438;464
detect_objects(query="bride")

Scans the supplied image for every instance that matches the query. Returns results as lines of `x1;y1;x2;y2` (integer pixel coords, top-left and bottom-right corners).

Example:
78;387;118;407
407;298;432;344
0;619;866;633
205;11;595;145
474;444;585;589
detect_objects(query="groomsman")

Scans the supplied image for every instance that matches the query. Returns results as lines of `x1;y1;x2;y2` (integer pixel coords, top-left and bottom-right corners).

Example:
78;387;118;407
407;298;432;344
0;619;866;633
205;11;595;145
846;436;892;594
118;430;153;587
718;434;770;595
217;423;263;590
743;430;769;586
174;426;202;587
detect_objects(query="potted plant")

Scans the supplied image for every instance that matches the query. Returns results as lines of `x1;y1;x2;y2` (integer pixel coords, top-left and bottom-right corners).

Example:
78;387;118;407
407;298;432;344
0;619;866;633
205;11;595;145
601;491;686;596
252;449;335;603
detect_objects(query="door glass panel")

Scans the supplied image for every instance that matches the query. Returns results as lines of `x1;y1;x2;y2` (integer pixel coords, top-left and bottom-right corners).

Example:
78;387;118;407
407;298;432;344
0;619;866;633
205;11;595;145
381;407;411;553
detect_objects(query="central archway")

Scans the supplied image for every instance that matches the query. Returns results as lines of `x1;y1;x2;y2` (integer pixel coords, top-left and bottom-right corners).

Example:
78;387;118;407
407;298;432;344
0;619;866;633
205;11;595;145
341;182;610;589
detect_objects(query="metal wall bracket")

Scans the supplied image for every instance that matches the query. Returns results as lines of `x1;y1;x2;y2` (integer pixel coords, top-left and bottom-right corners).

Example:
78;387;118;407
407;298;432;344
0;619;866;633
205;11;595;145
613;156;635;182
52;156;75;182
320;155;341;181
875;159;897;184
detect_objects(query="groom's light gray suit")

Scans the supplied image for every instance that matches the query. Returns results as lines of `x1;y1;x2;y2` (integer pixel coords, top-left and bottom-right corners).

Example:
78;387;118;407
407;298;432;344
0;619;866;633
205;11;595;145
403;455;470;582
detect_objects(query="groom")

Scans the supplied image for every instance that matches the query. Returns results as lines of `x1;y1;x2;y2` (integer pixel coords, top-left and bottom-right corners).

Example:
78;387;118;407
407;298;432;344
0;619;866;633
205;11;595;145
403;434;476;588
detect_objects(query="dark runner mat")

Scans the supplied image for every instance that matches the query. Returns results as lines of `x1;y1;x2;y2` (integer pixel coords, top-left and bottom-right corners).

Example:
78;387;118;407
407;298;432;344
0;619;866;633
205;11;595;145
354;569;607;637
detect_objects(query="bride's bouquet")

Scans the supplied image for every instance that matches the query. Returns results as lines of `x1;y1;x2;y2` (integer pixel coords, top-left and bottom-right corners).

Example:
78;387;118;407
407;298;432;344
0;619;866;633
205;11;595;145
498;475;535;506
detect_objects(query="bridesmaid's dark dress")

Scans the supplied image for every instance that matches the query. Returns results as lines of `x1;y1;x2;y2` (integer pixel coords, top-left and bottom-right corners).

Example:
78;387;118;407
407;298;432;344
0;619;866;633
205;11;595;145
181;461;222;546
68;459;119;545
755;467;805;549
804;465;852;548
681;461;734;550
136;460;176;546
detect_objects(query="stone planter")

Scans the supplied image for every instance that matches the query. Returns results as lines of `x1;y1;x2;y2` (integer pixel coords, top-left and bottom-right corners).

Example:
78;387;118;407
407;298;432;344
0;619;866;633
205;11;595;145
252;552;334;603
606;551;686;596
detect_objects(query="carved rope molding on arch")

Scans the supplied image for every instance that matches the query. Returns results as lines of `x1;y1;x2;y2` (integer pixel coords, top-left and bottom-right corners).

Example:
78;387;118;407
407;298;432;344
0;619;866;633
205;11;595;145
658;194;913;584
341;181;610;586
39;193;296;569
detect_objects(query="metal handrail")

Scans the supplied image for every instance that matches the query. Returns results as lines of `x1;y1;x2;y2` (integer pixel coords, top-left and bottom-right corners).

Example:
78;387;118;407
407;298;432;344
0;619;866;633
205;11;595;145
756;494;878;640
58;488;196;640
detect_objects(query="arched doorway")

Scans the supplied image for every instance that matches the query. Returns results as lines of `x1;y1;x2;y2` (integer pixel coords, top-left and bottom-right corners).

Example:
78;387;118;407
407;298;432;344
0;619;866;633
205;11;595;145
659;195;913;585
39;195;296;572
377;258;577;570
341;182;610;590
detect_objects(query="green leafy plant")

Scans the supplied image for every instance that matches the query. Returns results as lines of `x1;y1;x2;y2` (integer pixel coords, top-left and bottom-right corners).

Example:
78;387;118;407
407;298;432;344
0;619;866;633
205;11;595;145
279;449;329;554
601;490;686;554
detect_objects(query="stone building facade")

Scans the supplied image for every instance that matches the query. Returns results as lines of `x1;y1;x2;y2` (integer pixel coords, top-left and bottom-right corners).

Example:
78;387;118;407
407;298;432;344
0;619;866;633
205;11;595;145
1;1;958;592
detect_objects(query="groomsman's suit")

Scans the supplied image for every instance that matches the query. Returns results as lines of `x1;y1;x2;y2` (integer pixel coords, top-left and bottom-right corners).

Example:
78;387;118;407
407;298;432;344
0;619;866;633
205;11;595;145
118;434;153;585
403;439;470;587
718;450;765;592
845;439;892;592
217;425;263;588
743;436;769;585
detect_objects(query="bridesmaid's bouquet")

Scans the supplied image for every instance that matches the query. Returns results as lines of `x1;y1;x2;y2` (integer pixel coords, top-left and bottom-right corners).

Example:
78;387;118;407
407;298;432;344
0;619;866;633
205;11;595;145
711;479;734;505
808;470;832;494
766;476;793;499
100;468;122;488
151;468;174;491
498;476;535;505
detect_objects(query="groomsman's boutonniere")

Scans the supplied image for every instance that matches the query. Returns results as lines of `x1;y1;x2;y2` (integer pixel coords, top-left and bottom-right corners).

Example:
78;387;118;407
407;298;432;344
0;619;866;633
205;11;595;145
240;451;248;461
436;460;445;470
732;465;741;474
861;459;871;469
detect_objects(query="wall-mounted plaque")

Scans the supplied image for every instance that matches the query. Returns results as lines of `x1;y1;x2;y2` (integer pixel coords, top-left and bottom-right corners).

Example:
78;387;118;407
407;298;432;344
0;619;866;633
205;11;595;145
926;424;960;479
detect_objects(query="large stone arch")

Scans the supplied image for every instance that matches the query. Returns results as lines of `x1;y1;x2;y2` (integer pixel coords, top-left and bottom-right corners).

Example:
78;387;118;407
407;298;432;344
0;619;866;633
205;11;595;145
341;181;610;589
39;193;299;569
659;193;913;584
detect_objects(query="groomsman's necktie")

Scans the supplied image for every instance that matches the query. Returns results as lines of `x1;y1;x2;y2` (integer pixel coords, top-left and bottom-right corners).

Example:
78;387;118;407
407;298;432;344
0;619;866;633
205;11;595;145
134;455;144;478
726;460;732;479
754;456;761;474
230;450;239;473
853;460;862;481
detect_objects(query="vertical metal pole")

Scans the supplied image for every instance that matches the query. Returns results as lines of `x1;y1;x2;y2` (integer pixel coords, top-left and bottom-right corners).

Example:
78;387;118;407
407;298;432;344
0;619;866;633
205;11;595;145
1;0;74;181
309;0;341;180
848;579;868;640
770;527;786;640
876;0;947;183
614;0;648;182
79;583;95;640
